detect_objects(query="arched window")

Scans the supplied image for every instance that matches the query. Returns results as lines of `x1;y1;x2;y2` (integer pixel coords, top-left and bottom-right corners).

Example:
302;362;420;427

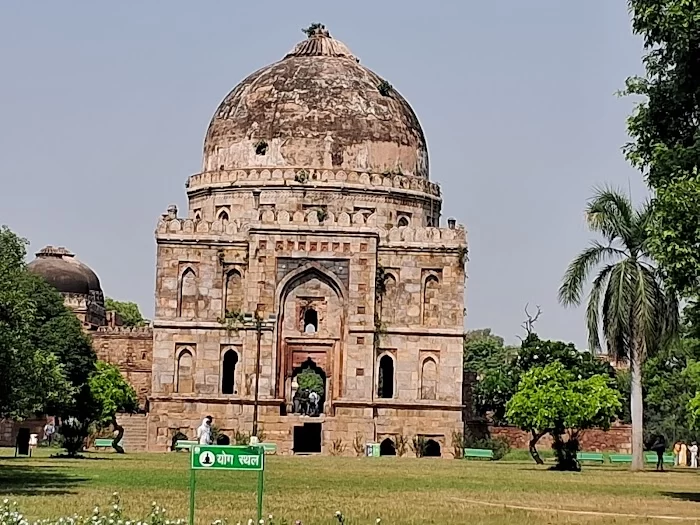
221;349;238;394
193;211;202;221
217;210;229;222
225;270;243;315
178;267;197;318
424;439;441;457
378;354;394;398
381;274;397;324
303;308;318;334
380;438;396;456
422;274;440;326
176;350;194;394
397;216;409;227
420;357;438;400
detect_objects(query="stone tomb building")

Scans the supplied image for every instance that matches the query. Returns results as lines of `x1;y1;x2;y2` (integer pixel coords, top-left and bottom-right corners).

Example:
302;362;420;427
149;26;467;455
5;26;467;455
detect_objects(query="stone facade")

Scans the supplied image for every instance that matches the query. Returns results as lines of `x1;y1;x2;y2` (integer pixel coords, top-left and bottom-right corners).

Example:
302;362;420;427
92;327;154;404
147;26;467;456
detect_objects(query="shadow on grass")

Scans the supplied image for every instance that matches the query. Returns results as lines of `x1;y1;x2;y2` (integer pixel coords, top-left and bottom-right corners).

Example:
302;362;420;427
0;465;87;496
662;491;700;502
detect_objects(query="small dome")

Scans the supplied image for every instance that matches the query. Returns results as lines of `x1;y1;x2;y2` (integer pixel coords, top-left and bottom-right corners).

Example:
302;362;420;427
28;246;102;296
203;25;429;178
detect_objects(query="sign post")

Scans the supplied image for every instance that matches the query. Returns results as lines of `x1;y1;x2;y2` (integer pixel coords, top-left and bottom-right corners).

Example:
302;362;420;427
189;445;265;525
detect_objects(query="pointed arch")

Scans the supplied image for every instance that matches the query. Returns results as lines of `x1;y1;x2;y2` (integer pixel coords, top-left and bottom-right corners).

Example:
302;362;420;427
420;357;438;400
224;269;244;315
221;349;238;394
176;349;194;394
217;209;229;222
178;266;198;318
422;274;440;326
377;353;395;399
276;263;347;306
381;273;398;324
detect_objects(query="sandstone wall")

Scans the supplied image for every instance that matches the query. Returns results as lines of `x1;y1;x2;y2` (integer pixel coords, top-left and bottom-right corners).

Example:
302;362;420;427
488;424;633;453
92;327;153;403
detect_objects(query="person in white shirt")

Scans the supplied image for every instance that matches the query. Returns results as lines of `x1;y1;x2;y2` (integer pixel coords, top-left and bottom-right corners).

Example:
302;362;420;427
196;416;213;445
690;442;698;468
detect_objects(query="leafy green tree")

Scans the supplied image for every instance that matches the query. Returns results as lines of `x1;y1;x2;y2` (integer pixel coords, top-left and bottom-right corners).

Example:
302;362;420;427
624;1;700;297
506;362;621;469
296;368;324;396
0;226;75;419
105;298;147;327
464;329;518;424
88;361;138;453
559;188;679;470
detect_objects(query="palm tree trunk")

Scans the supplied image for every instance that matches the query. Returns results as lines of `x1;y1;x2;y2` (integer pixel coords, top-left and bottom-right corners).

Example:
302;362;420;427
630;342;644;471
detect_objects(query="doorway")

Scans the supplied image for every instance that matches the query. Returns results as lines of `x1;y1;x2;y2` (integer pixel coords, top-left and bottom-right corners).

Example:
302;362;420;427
293;423;322;454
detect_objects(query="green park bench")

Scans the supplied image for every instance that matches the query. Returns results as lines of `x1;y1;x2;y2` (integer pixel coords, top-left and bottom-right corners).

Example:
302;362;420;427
463;448;494;460
94;438;116;450
608;454;633;463
577;452;605;463
175;440;198;451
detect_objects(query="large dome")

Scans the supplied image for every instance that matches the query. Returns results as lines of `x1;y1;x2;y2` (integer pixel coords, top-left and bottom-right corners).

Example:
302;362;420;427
28;246;102;296
203;25;429;179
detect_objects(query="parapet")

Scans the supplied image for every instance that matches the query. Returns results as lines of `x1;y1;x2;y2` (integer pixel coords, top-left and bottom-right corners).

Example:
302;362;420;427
96;326;153;335
156;209;466;248
186;168;441;199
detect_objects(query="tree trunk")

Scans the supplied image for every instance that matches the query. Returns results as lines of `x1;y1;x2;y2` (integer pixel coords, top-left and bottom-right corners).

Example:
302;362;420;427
630;342;644;471
111;417;125;454
529;430;545;464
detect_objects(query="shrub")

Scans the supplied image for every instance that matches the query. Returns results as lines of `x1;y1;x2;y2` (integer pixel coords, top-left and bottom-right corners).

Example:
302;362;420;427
469;437;510;461
394;434;409;457
58;417;89;457
410;436;427;458
232;430;250;445
352;433;364;457
451;431;467;459
329;438;346;456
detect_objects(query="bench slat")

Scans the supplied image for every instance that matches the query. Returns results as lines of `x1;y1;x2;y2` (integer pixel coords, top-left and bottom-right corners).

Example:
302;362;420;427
577;452;605;462
463;448;494;460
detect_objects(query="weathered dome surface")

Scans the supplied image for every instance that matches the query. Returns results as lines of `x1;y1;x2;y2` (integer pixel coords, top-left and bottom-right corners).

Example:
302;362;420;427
27;246;102;296
203;26;429;178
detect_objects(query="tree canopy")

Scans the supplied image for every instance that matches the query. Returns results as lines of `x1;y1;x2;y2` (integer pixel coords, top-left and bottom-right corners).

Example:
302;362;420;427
0;226;97;420
624;0;700;297
105;298;147;327
506;362;621;469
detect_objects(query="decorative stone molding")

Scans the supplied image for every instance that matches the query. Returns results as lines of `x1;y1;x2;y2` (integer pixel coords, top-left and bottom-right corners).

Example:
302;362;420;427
96;326;153;334
186;168;441;198
156;213;467;248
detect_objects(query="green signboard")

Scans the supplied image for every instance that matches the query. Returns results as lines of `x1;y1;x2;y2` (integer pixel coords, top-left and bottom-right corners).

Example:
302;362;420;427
191;445;264;471
188;444;267;525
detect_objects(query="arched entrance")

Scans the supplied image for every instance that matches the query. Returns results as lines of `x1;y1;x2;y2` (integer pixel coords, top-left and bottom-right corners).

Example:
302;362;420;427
424;439;441;457
380;438;396;456
291;358;326;416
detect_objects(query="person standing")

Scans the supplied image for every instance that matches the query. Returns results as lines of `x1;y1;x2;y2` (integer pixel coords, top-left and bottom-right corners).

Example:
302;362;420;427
651;434;667;472
309;390;320;416
690;442;698;468
43;419;56;446
680;442;688;467
196;416;213;445
673;441;681;466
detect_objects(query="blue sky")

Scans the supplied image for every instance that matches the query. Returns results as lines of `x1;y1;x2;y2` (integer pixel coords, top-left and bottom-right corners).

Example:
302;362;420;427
0;1;646;347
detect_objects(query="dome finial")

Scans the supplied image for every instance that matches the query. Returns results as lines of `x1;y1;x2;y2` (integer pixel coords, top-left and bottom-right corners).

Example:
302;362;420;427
302;23;329;39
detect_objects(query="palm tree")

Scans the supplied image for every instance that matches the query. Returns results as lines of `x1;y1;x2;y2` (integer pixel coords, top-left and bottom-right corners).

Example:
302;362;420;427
559;187;678;471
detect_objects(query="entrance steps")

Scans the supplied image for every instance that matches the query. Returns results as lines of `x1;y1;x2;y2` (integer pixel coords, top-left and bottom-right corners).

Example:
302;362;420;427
116;413;148;451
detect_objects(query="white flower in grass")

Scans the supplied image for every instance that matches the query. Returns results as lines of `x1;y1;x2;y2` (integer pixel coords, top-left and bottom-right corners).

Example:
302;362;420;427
259;520;264;525
376;519;381;524
248;520;253;525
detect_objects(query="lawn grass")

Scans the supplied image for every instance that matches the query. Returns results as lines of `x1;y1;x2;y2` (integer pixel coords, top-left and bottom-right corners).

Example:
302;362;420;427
2;447;700;524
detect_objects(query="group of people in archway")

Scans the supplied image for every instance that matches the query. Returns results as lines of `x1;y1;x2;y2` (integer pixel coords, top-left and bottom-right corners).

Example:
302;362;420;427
292;388;321;416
